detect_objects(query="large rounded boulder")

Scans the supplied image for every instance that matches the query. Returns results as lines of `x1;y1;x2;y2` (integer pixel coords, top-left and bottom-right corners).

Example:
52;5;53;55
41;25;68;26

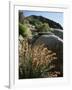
32;34;63;76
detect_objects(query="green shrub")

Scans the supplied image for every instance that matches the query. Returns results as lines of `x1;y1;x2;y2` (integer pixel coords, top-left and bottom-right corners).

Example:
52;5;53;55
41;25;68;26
37;23;51;32
19;23;32;37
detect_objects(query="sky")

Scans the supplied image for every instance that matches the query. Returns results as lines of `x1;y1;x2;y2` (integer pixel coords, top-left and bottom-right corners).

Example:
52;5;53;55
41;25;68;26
23;10;63;27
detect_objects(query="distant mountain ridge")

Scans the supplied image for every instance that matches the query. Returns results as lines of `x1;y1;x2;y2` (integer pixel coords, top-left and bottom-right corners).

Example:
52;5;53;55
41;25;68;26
26;15;63;30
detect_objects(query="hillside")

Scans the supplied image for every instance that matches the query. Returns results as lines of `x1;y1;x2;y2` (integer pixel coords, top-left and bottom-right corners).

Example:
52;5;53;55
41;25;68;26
25;15;63;30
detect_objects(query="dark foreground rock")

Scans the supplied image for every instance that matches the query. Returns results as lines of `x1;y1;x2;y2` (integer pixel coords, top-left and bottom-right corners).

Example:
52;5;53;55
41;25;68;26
32;34;63;76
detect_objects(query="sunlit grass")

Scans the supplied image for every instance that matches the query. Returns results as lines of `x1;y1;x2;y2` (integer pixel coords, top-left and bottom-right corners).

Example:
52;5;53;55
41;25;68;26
19;37;62;79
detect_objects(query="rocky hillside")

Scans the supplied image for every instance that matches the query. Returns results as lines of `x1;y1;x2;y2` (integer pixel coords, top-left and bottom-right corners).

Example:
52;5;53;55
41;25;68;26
19;12;63;78
26;15;63;30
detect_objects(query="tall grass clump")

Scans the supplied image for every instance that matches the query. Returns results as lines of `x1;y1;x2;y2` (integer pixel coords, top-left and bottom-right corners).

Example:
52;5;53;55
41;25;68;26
19;38;59;79
31;42;57;78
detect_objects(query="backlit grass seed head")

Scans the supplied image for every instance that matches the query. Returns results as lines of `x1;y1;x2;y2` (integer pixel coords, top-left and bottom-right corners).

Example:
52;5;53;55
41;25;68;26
19;37;58;78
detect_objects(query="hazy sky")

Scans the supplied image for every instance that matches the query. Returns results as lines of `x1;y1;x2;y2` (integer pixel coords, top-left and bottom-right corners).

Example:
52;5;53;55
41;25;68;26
23;10;63;27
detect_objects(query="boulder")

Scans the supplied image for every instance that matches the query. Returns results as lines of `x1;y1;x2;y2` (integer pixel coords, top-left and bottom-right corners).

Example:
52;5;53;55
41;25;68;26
32;34;63;75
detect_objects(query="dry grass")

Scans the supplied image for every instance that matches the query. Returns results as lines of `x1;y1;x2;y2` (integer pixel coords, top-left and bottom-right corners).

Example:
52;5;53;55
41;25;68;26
19;38;61;79
31;42;57;77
